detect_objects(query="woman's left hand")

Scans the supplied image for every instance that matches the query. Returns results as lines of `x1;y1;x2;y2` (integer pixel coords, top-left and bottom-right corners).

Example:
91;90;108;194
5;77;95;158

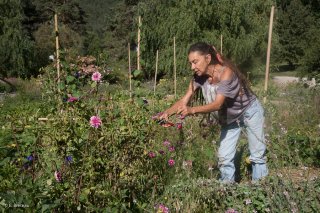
177;105;195;116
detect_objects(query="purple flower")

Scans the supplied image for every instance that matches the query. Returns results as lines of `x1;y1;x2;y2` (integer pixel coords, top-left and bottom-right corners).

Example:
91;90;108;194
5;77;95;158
67;97;78;102
54;171;62;182
26;155;33;161
168;146;175;152
90;116;102;128
155;204;169;213
91;71;102;81
148;151;156;158
65;156;73;163
74;71;80;78
168;159;175;167
159;150;165;155
163;140;170;147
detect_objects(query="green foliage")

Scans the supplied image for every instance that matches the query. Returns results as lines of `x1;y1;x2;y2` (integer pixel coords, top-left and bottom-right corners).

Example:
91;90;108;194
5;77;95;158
275;0;320;79
138;0;273;78
0;0;34;78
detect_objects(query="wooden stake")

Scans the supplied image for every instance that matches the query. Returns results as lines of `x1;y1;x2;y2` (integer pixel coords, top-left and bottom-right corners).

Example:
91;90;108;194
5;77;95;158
220;34;223;55
54;13;60;91
137;16;141;71
173;37;177;98
154;50;159;96
128;43;132;99
264;6;275;104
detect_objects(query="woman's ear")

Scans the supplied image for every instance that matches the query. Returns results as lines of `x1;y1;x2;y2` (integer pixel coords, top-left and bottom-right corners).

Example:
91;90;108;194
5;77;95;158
205;54;212;64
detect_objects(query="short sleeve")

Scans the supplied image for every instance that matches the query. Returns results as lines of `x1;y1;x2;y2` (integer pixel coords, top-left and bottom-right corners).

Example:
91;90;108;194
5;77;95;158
217;76;240;98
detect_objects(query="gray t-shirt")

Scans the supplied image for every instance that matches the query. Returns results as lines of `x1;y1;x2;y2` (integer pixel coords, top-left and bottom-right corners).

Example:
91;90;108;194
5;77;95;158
194;69;256;125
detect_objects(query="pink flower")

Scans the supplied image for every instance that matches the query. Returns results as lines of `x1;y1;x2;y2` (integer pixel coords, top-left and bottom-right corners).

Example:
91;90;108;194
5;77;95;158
163;140;170;147
67;97;78;102
90;116;102;128
168;159;175;167
176;122;182;129
168;146;175;152
91;71;102;81
54;171;62;182
155;204;169;213
225;209;239;213
148;151;156;158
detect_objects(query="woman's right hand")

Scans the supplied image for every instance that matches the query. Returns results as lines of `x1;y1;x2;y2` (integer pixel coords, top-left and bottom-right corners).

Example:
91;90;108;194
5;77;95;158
159;111;169;120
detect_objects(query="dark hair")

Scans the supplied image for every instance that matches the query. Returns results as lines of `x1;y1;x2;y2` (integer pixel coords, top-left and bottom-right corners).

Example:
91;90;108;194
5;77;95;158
188;42;253;96
188;42;219;65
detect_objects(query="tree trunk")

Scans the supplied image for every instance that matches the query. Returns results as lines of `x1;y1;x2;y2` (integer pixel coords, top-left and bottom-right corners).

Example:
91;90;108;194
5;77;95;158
0;77;17;92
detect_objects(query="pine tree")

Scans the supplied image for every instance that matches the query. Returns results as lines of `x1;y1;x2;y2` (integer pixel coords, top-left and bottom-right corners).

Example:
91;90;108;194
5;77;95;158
0;0;33;78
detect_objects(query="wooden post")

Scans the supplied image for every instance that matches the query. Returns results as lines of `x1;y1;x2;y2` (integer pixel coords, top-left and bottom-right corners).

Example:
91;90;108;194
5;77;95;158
264;6;275;104
154;50;159;96
137;16;141;71
128;43;132;99
173;37;177;98
220;34;223;55
54;13;60;91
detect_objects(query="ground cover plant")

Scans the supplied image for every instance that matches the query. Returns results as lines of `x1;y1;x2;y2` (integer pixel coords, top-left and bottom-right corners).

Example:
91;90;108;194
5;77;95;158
0;56;319;212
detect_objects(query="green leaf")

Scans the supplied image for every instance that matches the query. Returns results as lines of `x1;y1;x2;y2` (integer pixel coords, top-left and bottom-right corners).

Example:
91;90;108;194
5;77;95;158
66;75;75;83
91;81;97;88
132;69;142;78
58;82;65;90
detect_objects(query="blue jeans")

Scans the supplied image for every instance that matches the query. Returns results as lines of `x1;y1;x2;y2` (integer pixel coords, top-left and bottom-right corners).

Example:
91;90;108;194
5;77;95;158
218;99;268;182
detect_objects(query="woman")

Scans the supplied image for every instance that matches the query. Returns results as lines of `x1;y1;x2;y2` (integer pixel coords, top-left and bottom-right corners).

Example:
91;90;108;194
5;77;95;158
160;42;268;183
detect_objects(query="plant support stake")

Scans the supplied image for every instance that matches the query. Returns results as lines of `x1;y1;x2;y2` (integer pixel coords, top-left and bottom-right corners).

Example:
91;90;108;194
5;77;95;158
137;16;141;71
128;43;132;99
174;37;177;99
154;50;159;96
264;6;275;104
54;13;60;92
220;34;223;55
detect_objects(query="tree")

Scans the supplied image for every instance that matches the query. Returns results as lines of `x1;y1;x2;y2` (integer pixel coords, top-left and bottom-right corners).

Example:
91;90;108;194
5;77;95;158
0;0;34;79
275;0;315;66
138;0;274;78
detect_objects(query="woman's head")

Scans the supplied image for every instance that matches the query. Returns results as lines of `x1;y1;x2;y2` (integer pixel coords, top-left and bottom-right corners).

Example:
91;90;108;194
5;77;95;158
188;42;222;76
188;42;253;95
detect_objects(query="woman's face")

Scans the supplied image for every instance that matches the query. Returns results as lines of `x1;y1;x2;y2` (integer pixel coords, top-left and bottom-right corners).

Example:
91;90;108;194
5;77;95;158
188;51;211;76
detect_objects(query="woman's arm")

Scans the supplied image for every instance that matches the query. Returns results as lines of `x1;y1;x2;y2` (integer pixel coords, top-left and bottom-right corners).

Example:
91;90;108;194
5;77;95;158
160;80;197;119
177;93;225;116
178;67;233;116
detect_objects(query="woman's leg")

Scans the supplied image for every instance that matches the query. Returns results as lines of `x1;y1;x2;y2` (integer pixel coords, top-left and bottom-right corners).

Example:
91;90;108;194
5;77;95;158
218;122;241;183
244;99;268;181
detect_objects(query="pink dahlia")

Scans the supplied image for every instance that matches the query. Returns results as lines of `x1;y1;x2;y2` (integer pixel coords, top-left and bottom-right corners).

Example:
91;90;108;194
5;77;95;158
91;71;102;81
163;140;170;147
148;151;156;158
168;159;175;167
90;116;102;128
168;146;175;152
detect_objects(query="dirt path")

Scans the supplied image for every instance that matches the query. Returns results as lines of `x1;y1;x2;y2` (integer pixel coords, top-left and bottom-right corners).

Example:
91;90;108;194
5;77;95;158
272;76;300;85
